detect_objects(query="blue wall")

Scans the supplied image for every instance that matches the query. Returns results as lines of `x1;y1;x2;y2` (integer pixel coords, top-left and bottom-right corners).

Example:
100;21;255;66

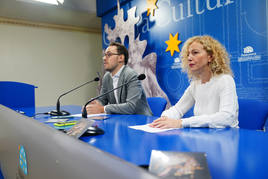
97;0;268;105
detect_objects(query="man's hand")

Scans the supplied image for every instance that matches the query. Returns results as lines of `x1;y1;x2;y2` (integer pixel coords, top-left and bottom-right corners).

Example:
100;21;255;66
148;116;182;129
85;100;105;114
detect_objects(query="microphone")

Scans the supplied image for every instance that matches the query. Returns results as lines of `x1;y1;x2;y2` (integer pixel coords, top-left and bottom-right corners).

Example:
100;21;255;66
137;74;146;80
49;77;100;116
82;74;146;118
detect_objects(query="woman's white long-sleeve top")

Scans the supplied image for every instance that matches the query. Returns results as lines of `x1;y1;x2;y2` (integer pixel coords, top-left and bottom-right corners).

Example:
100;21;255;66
161;74;239;128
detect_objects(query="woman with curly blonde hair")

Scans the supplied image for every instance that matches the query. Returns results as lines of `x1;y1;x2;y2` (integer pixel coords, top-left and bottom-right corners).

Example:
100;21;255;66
150;35;238;129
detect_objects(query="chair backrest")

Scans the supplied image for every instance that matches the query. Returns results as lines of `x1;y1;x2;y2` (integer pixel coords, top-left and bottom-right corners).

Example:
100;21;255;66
147;97;167;116
238;99;268;130
182;107;194;118
0;81;37;109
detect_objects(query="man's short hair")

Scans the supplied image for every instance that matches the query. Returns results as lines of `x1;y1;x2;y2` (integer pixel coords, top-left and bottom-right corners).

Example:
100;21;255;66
109;42;129;64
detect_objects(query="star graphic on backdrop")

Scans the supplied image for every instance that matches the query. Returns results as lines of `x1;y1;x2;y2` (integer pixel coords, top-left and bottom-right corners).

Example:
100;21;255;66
165;33;182;56
147;0;158;16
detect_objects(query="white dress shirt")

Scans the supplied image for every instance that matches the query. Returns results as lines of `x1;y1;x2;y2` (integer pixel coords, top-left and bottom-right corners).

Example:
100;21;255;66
111;65;125;103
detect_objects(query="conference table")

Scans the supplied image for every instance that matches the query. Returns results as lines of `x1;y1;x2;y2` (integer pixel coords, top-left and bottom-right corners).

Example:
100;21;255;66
29;105;268;179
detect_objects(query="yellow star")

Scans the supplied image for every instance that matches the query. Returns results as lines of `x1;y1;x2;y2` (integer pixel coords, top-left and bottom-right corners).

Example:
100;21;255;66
165;33;182;56
147;0;158;16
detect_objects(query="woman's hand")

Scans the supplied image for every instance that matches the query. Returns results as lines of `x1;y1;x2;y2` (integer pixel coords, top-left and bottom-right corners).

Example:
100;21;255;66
148;116;182;129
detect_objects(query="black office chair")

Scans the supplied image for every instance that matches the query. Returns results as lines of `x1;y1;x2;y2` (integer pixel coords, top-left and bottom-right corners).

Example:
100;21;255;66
0;81;37;116
147;97;167;116
238;99;268;130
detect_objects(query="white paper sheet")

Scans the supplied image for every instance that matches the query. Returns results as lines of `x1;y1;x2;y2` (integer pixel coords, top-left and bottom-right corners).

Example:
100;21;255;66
70;113;107;117
128;124;176;133
45;118;68;123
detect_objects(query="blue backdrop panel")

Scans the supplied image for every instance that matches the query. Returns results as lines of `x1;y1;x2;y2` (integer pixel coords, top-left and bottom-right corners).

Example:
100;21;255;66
97;0;268;104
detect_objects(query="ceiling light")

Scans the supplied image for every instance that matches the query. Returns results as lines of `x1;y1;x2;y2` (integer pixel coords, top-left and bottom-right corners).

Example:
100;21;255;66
19;0;64;5
35;0;58;5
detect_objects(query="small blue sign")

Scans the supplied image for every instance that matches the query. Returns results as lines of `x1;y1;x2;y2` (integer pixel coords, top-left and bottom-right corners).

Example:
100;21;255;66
19;145;28;175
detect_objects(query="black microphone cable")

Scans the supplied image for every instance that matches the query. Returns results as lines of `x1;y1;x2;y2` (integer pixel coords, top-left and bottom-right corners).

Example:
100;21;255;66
31;112;50;118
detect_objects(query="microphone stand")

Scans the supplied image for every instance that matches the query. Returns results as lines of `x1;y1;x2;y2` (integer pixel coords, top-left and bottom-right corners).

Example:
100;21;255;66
82;74;146;118
50;77;99;116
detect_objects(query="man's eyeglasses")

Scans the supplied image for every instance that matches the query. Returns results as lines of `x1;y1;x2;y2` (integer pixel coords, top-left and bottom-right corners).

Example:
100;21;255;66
103;52;120;58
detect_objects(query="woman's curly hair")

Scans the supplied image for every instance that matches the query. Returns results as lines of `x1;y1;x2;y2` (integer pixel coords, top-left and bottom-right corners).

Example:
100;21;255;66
180;35;233;80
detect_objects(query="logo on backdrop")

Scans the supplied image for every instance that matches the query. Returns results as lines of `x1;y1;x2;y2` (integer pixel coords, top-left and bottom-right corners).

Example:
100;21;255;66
171;57;182;69
238;46;261;62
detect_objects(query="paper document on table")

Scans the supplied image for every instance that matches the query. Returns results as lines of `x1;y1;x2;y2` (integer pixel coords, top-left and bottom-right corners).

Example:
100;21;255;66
129;124;175;133
45;118;68;123
70;113;107;117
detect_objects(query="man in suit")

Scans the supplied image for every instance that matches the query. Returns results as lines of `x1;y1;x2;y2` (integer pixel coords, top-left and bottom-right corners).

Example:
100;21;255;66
86;42;152;116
